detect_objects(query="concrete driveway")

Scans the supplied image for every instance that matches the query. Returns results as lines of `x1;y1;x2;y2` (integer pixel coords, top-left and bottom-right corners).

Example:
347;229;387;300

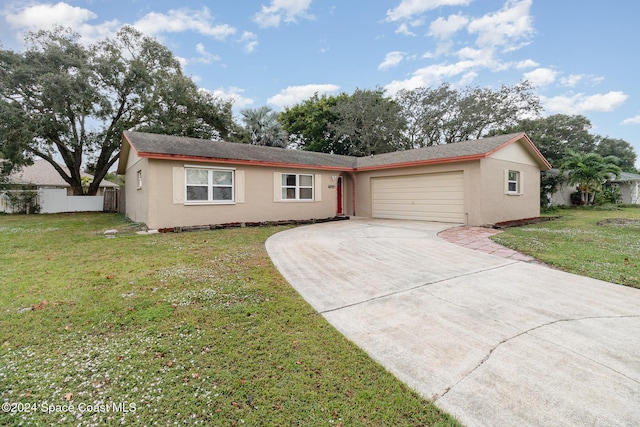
265;219;640;427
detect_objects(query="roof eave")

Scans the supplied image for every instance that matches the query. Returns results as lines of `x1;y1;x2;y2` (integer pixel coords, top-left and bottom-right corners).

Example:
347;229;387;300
116;133;133;175
137;152;353;171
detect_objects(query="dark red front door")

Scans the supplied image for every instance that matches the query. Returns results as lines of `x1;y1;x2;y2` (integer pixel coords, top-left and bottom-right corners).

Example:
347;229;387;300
337;177;343;215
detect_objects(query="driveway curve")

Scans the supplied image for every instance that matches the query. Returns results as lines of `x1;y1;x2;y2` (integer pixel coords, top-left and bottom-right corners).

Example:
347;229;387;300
266;219;640;427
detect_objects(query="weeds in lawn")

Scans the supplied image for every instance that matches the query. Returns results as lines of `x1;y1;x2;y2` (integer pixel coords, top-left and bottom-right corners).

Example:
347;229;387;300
0;213;459;426
493;207;640;288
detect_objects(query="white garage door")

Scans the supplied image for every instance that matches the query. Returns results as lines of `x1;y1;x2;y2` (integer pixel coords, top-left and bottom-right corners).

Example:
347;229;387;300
371;171;464;223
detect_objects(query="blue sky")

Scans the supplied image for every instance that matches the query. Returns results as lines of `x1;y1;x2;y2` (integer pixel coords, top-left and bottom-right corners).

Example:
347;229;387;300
1;0;639;164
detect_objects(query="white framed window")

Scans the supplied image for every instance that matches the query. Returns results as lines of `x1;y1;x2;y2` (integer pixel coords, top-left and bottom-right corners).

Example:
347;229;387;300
137;170;143;189
281;173;314;200
506;170;521;195
185;167;234;203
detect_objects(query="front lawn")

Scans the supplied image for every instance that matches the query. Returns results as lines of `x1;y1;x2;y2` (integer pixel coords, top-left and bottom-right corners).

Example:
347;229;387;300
492;206;640;288
0;213;459;426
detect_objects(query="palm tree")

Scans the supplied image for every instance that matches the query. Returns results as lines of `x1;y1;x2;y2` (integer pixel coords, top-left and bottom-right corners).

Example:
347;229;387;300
240;106;287;147
559;151;622;204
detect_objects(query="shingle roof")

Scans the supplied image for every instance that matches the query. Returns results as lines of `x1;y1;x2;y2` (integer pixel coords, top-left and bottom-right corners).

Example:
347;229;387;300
612;171;640;182
354;133;529;169
8;160;118;187
120;131;550;172
122;131;356;169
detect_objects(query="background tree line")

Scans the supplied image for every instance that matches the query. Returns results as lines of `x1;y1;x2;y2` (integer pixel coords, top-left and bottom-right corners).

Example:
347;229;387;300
1;27;636;196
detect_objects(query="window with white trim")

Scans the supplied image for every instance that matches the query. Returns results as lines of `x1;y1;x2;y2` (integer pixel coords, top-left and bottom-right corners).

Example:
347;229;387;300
281;174;314;200
137;170;143;189
507;170;520;194
185;167;234;203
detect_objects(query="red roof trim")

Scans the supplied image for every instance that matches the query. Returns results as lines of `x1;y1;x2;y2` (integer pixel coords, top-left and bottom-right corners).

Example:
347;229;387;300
136;152;351;171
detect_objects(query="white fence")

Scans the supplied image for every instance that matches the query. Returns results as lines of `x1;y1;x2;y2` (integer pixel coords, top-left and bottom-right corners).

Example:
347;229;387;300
0;188;105;214
40;189;104;213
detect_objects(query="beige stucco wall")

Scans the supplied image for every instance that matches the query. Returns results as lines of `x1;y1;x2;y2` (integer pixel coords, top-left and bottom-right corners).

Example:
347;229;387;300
123;152;149;225
354;144;543;226
140;159;343;229
478;158;541;224
550;183;575;206
122;138;546;228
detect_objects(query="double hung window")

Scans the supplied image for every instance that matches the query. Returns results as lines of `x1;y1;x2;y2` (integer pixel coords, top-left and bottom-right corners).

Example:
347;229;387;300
506;170;520;194
185;168;234;203
281;174;314;200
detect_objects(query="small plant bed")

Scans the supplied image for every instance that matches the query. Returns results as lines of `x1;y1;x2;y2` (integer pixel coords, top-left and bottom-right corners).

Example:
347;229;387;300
493;216;559;229
0;213;459;426
492;207;640;288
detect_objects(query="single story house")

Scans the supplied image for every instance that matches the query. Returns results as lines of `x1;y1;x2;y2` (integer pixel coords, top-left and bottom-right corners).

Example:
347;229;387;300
1;159;119;213
549;169;640;205
117;131;551;230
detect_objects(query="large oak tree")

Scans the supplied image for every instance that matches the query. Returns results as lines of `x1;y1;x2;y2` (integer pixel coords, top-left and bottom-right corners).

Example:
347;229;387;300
0;26;233;195
396;81;541;147
279;89;406;156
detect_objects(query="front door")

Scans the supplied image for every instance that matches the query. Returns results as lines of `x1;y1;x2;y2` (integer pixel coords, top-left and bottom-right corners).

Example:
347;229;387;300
337;176;343;215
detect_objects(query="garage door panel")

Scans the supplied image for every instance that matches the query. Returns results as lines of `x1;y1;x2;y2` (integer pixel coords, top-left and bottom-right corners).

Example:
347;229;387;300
372;172;464;223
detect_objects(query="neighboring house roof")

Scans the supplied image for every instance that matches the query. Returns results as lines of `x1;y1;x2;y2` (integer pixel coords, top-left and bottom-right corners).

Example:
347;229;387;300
118;131;551;174
8;159;118;187
611;171;640;182
547;169;640;183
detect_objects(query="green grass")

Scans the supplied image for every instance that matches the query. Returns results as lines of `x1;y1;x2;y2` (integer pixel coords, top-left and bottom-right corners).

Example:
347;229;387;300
0;213;459;426
492;206;640;288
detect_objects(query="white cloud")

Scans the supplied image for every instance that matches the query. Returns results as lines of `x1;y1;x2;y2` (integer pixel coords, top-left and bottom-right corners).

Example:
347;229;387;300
560;74;584;87
252;0;314;28
386;0;472;22
560;74;604;87
5;2;95;29
4;2;119;43
523;67;557;87
395;23;416;36
458;71;478;86
239;31;258;53
429;13;469;40
134;8;236;40
267;84;340;108
622;115;640;125
456;46;485;61
516;59;539;69
542;91;628;115
384;60;476;95
206;87;254;109
4;3;244;53
195;43;221;64
468;0;533;49
454;46;506;71
379;51;406;70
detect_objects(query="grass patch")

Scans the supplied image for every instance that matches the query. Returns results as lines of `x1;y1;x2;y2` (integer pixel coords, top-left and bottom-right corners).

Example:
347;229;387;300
0;213;459;426
492;207;640;288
